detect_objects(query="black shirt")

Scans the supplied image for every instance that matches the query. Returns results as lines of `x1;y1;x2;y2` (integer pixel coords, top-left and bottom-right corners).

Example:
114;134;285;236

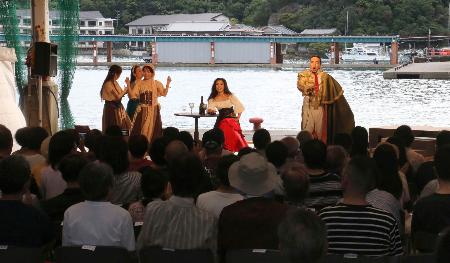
412;193;450;234
40;188;85;222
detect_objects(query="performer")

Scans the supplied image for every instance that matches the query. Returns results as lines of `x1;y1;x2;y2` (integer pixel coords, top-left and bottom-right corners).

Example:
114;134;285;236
126;65;142;118
297;56;354;144
130;64;171;143
100;65;131;133
207;78;248;152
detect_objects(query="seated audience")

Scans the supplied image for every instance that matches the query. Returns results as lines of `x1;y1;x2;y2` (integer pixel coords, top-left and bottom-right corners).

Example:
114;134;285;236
137;153;217;252
197;155;243;218
266;141;289;173
394;125;424;174
278;209;327;263
128;134;152;172
13;126;48;172
62;162;135;251
350;126;369;157
237;147;257;158
164;140;189;166
199;128;233;162
296;130;313;148
281;136;302;163
128;167;170;222
218;152;288;257
83;129;102;159
325;145;348;176
0;155;54;247
0;124;13;160
281;163;309;207
99;136;142;205
436;227;450;263
162;126;180;141
177;131;195;152
333;132;352;155
319;156;403;257
301;139;342;210
412;145;450;235
148;136;170;170
252;128;271;157
40;153;89;222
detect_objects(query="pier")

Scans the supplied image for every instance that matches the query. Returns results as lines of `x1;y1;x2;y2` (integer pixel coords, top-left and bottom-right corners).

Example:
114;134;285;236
383;61;450;79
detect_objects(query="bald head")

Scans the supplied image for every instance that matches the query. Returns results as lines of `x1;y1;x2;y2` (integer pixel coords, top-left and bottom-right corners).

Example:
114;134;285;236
281;136;300;158
165;140;188;165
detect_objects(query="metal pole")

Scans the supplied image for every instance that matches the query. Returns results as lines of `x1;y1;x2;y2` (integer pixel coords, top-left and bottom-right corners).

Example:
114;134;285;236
37;75;43;127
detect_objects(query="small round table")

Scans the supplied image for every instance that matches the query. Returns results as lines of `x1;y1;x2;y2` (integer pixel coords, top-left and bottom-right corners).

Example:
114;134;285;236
174;113;217;142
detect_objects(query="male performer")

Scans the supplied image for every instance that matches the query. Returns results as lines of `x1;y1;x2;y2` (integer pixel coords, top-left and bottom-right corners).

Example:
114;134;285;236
297;56;354;144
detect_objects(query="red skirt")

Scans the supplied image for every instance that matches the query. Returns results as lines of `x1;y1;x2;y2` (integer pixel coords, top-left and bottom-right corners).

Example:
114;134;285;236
217;118;248;152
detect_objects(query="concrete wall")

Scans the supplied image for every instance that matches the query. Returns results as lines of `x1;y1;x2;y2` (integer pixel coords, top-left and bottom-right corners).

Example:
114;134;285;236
156;42;210;63
215;42;270;64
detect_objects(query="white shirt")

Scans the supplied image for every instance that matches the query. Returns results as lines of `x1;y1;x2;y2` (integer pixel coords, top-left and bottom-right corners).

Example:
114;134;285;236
196;191;243;218
208;94;245;114
40;166;67;200
63;201;135;251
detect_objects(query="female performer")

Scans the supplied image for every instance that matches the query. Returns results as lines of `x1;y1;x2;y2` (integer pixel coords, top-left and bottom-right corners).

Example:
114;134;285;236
126;65;143;119
130;64;171;143
100;65;131;133
207;78;248;152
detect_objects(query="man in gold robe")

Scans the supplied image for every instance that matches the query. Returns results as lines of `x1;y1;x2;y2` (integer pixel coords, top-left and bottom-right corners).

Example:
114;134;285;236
297;56;355;144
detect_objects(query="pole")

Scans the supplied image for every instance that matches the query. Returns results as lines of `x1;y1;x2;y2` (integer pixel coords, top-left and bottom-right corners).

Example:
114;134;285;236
345;11;348;50
37;75;43;127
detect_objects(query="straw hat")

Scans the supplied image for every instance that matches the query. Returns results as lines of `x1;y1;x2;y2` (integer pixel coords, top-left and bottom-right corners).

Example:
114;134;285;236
228;152;278;196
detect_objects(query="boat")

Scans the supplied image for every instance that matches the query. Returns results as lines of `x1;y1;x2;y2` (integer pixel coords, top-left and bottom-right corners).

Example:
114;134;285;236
341;43;391;63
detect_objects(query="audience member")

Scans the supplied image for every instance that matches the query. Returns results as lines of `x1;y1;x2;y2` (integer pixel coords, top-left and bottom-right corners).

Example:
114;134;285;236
333;132;352;155
281;136;302;163
162;127;180;141
0;124;13;160
296;130;313;149
301;139;342;210
278;209;327;263
128;134;152;172
319;156;403;256
128;167;170;222
281;162;309;207
148;136;170;169
325;145;348;176
105;125;123;137
412;145;450;235
137;153;217;252
62;162;135;251
99;136;141;205
13;126;48;169
266;140;289;172
165;140;189;166
197;155;243;217
83;129;102;159
0;155;54;247
40;153;89;222
394;125;424;173
177;131;195;151
436;227;450;263
237;147;257;157
350;126;369;157
218;152;288;258
200;128;232;160
253;128;271;157
40;131;77;200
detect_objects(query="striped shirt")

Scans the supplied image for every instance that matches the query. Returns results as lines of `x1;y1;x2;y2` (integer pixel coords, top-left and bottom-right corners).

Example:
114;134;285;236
319;204;403;257
136;196;217;252
305;172;342;210
109;171;142;205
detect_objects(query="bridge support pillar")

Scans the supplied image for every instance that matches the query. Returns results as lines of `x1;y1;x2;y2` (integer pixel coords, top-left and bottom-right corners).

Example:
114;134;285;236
390;41;398;65
92;41;98;64
106;41;112;62
270;42;277;64
332;43;340;64
151;42;158;64
210;41;215;64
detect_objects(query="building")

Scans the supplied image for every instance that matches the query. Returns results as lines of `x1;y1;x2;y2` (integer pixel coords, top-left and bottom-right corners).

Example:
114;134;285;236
259;25;297;35
299;28;340;36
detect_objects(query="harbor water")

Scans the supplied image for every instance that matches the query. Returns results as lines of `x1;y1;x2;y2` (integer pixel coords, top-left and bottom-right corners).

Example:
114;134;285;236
68;66;450;131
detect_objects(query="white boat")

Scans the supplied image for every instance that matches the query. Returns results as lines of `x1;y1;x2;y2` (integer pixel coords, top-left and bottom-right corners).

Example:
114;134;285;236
340;43;391;62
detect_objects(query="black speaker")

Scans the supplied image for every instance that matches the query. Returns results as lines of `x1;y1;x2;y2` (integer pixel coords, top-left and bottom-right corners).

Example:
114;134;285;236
32;42;58;77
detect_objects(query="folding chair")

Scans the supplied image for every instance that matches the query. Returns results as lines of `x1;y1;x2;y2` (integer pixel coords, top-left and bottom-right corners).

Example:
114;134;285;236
55;245;132;263
0;245;42;263
139;246;214;263
225;249;289;263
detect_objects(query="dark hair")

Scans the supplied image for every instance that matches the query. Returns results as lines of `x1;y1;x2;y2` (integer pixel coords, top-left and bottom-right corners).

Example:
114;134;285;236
281;136;300;158
326;145;348;176
373;143;403;199
351;126;369;157
282;163;309;203
333;132;352;154
128;135;148;159
26;127;49;150
169;153;203;197
208;78;232;100
177;131;194;151
100;64;122;98
79;162;113;201
344;156;377;194
99;136;129;174
252;128;271;150
237;147;257;158
165;140;188;165
202;128;225;153
394;125;414;147
48;131;76;169
149;136;170;166
216;155;239;187
130;65;140;84
278;209;327;263
105;125;123;137
435;145;450;181
140;167;169;205
142;65;154;74
436;227;450;263
266;141;288;168
84;129;102;157
163;127;180;141
302;139;327;169
0;124;13;151
59;153;90;183
310;55;322;64
436;130;450;150
296;130;313;149
386;136;408;166
0;155;31;194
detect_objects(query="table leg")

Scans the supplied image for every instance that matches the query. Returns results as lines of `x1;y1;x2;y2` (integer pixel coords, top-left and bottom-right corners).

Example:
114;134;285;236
194;117;199;142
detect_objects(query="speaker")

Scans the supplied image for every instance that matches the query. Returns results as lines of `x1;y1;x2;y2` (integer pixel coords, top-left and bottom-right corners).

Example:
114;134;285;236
32;42;58;77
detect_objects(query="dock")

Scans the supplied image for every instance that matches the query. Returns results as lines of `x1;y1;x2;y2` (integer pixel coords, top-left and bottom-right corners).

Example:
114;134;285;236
383;61;450;79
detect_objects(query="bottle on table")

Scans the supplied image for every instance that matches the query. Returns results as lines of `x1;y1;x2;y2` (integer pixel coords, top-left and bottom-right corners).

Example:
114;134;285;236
199;96;206;115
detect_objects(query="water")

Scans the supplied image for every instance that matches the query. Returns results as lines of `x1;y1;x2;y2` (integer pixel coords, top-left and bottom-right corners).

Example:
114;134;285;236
68;66;450;131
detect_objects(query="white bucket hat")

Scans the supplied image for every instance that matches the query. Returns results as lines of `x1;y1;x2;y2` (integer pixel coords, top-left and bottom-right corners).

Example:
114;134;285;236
228;152;278;196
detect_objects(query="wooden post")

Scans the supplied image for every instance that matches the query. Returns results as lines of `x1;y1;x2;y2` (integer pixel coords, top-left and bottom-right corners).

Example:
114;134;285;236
210;41;215;64
270;42;276;64
333;43;340;64
151;42;158;64
390;41;398;65
106;41;112;62
93;41;98;64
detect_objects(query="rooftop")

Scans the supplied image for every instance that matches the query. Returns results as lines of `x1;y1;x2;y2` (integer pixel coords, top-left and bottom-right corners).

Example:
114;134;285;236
260;25;297;35
163;21;229;32
300;28;339;35
16;9;110;20
126;13;228;26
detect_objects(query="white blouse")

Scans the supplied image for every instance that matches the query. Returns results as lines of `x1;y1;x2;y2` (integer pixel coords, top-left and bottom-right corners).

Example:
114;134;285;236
207;94;245;114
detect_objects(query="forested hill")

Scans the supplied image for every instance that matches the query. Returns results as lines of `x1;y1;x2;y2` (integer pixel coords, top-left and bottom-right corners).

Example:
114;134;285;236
17;0;450;36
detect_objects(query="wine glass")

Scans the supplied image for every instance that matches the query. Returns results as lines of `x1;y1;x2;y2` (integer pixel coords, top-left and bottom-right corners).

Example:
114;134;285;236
188;103;194;114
